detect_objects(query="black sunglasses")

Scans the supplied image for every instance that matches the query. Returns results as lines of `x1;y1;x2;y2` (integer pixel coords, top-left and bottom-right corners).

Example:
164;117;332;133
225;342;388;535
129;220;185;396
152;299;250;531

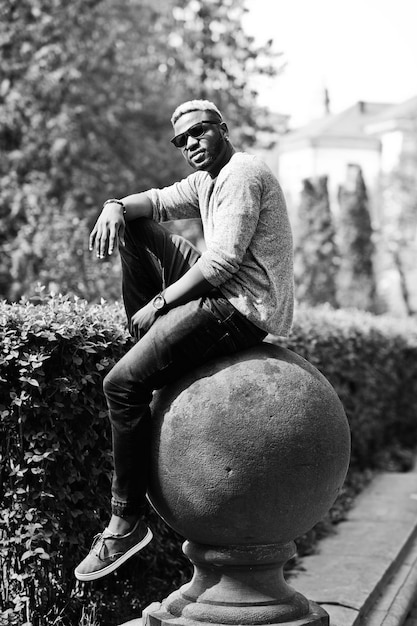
171;120;220;148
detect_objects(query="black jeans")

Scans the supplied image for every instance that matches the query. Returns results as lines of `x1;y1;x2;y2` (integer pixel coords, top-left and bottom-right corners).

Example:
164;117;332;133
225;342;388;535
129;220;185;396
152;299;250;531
103;218;266;517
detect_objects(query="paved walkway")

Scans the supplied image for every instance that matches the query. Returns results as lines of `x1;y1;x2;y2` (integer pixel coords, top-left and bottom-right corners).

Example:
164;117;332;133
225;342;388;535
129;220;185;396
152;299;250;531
291;467;417;625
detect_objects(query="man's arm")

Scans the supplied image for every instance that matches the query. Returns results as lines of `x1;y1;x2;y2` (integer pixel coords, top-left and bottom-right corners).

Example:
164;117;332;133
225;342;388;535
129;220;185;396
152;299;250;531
89;193;153;259
163;263;211;308
90;172;201;259
130;262;212;338
89;190;212;336
121;192;153;221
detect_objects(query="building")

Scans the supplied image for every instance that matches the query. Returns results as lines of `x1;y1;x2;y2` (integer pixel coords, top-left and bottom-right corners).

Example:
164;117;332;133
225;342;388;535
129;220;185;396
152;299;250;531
271;95;417;316
365;94;417;173
275;95;417;223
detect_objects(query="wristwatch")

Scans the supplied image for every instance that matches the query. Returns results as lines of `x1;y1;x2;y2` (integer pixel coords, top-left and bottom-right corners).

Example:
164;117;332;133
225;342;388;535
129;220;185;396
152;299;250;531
152;293;167;313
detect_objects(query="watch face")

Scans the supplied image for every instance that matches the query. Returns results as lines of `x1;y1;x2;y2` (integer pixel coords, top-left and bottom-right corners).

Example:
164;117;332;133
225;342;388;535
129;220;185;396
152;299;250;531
153;295;165;310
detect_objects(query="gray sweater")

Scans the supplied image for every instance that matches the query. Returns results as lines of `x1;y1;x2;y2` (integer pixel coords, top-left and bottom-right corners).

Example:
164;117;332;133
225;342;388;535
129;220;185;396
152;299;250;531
146;152;294;336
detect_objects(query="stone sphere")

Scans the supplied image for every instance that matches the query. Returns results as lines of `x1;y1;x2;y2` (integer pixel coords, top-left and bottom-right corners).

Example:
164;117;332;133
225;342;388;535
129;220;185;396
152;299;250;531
148;343;350;545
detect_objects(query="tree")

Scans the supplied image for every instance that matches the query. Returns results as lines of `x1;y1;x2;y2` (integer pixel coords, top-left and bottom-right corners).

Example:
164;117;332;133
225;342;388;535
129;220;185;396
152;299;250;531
337;164;378;312
380;127;417;317
294;176;339;307
0;0;283;301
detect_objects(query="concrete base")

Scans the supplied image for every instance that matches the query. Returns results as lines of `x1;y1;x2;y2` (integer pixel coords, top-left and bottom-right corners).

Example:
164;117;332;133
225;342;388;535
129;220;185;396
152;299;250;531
118;468;417;626
142;600;329;626
140;540;328;626
140;345;349;626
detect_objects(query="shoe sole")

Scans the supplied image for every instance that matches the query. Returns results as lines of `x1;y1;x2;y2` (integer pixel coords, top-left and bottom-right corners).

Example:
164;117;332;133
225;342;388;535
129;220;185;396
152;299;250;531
74;528;153;581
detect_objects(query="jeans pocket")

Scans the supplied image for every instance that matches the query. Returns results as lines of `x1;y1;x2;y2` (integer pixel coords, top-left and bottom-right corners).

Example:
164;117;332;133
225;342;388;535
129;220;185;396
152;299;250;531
225;310;267;348
200;295;266;359
201;325;238;360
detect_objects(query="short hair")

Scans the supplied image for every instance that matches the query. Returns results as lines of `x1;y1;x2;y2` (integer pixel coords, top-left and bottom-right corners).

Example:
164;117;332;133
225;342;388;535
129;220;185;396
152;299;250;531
171;100;223;125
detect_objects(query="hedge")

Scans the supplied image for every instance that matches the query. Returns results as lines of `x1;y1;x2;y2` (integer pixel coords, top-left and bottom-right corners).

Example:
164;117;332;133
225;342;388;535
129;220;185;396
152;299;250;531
1;294;417;625
271;304;417;469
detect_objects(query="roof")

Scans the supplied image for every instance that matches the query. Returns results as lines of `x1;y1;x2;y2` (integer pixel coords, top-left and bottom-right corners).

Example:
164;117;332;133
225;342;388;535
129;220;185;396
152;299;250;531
364;95;417;135
367;94;417;124
279;101;393;149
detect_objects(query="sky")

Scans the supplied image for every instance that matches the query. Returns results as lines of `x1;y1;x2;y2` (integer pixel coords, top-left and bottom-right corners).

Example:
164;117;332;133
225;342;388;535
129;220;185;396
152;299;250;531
243;0;417;127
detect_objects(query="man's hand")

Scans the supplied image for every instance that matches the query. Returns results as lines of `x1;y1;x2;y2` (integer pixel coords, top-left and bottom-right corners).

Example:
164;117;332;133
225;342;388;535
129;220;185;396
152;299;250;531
89;202;125;259
130;301;160;339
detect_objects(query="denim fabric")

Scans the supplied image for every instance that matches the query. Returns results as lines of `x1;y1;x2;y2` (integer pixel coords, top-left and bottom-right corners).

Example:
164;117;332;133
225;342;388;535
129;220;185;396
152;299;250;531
104;218;267;517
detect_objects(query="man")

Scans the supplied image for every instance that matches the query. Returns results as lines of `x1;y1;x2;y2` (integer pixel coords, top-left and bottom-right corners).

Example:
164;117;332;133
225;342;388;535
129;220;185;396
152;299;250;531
74;99;294;581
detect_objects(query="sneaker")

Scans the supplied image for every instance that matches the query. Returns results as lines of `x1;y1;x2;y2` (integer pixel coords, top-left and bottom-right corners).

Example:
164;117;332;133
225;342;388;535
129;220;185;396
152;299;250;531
74;520;153;581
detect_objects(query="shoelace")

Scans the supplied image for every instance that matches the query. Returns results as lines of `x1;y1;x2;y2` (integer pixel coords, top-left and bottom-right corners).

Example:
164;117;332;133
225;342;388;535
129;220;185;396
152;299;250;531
90;531;116;561
89;522;140;561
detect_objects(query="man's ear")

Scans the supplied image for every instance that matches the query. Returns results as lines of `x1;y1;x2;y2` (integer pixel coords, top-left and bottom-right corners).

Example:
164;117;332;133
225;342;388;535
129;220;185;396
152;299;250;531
220;122;229;139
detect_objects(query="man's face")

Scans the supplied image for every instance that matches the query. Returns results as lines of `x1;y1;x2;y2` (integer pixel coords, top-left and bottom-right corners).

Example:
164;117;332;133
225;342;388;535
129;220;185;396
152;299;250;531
172;110;228;173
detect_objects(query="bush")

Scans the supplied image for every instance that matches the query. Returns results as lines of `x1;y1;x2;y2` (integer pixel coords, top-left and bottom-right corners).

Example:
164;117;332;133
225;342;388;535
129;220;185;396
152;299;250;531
0;292;193;626
1;295;417;625
0;292;127;624
270;304;417;469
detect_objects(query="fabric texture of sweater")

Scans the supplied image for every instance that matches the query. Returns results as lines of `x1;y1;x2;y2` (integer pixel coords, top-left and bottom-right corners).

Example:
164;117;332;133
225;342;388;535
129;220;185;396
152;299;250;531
145;152;294;337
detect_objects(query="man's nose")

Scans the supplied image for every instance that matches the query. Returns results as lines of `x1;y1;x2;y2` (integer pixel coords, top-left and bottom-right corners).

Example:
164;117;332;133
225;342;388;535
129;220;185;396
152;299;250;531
185;134;199;149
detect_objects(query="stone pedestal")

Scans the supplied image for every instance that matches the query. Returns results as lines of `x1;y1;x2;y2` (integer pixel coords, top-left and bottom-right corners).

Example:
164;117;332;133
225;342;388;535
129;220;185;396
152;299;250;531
143;343;350;626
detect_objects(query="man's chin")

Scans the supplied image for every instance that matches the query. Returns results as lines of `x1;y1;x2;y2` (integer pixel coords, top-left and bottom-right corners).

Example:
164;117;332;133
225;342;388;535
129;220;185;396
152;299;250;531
187;152;213;170
192;162;210;171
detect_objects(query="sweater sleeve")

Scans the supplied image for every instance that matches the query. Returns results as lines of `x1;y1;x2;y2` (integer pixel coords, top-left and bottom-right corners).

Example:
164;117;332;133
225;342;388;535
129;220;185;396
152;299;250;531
197;158;262;286
145;173;201;222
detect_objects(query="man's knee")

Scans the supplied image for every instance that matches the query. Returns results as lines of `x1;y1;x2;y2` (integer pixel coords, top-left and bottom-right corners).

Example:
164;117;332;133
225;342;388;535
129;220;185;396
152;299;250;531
124;217;162;246
103;362;151;407
120;218;171;270
103;367;123;401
